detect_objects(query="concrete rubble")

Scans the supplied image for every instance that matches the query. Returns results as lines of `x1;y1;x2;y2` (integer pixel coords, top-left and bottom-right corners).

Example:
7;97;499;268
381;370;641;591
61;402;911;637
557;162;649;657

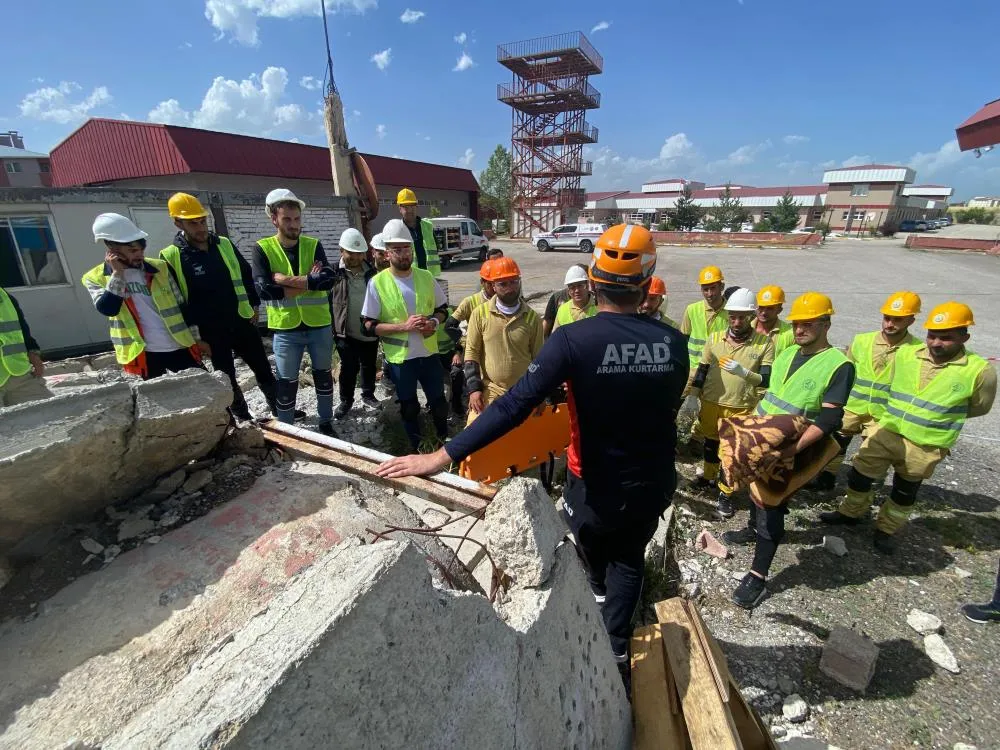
923;634;960;674
0;370;231;561
906;608;943;636
0;463;630;749
819;627;879;693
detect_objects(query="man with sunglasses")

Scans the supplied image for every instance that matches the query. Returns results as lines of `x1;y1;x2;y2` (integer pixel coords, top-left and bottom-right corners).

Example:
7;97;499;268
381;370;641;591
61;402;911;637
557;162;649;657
84;213;207;379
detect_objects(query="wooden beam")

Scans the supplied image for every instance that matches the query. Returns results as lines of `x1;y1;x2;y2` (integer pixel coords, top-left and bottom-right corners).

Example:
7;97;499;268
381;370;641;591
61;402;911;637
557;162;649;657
262;429;493;514
631;625;690;750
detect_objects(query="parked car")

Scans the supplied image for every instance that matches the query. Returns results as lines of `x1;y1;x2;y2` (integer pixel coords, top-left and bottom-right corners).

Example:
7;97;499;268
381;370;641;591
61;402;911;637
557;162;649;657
533;223;607;253
899;220;930;232
938;215;953;226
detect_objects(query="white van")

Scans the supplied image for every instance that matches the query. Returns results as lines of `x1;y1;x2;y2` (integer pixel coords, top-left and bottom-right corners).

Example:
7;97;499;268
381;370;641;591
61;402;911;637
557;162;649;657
428;216;490;269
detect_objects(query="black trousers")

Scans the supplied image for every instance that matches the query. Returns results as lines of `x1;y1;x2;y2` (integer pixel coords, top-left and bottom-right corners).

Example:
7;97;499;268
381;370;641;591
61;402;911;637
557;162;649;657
201;318;277;405
747;503;789;577
145;348;203;380
563;471;664;660
336;336;378;402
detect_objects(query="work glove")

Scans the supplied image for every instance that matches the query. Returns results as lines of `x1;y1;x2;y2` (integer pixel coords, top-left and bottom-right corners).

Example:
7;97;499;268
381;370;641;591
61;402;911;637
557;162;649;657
719;356;750;380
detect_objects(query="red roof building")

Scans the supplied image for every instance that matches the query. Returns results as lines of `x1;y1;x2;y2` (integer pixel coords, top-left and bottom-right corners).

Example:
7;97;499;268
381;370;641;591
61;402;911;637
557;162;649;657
956;99;1000;152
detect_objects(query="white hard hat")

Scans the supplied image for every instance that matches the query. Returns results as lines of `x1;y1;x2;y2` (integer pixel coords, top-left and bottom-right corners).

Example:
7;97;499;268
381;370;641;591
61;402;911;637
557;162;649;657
382;219;413;245
264;188;306;215
725;287;758;312
370;233;386;251
92;213;148;244
339;227;368;254
564;265;589;285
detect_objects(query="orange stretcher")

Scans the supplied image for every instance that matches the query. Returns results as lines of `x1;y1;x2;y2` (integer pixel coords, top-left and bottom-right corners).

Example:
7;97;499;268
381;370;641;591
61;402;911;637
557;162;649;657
459;403;571;484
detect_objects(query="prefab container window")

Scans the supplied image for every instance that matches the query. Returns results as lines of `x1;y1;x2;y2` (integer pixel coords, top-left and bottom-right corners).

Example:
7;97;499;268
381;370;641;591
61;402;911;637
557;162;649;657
850;184;870;197
5;162;22;173
0;216;69;288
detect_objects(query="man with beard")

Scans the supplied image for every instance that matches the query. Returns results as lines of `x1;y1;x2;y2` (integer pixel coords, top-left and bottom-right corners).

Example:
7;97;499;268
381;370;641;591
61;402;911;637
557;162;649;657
361;219;450;450
463;257;543;423
687;288;775;520
395;188;441;277
552;264;597;331
84;213;207;379
253;189;336;434
723;292;854;609
160;192;278;421
820;302;995;555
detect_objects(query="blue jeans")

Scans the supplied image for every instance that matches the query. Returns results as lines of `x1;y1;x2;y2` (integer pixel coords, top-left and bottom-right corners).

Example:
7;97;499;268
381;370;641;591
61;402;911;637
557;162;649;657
387;355;448;449
272;326;334;424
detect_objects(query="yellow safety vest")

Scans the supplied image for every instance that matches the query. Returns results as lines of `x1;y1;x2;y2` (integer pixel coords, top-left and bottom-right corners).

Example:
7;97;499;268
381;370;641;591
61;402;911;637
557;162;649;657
555;298;597;327
880;346;989;449
0;287;31;388
756;345;848;421
418;218;441;278
80;260;195;365
160;236;254;319
372;268;439;364
844;331;919;420
685;301;728;369
258;235;332;329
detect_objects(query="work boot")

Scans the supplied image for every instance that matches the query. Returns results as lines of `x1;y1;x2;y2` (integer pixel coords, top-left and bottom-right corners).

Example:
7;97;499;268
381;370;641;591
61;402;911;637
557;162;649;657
229;402;253;422
361;393;380;408
818;510;861;526
317;421;336;437
722;527;757;546
732;573;767;610
806;471;837;492
961;602;1000;624
714;493;736;521
873;530;895;556
334;401;352;420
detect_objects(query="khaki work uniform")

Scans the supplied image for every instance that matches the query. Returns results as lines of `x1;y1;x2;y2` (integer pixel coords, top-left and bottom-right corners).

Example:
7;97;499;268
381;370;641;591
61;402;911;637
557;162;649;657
842;331;919;436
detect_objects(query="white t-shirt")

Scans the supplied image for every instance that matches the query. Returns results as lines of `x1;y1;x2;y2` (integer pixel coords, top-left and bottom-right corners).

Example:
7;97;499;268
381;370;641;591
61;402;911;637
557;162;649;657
362;271;447;361
122;269;182;352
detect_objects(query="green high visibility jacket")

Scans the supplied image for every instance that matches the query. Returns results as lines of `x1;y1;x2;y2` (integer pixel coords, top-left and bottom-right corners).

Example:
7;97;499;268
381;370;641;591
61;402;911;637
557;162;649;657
555;298;597;328
258;235;332;330
756;345;848;421
160;236;254;319
372;268;439;364
418;218;442;278
0;287;31;388
684;300;728;370
844;330;919;419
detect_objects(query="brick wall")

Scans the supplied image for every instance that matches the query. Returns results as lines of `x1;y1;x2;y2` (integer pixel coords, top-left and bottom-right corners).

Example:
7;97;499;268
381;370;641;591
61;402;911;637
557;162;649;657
904;235;1000;255
222;205;351;262
650;231;822;247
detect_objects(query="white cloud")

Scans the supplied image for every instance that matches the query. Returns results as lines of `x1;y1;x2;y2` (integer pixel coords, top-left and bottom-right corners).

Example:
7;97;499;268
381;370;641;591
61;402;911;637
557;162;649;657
424;135;431;141
840;154;872;167
351;109;361;117
299;75;322;90
585;133;701;189
659;133;695;160
119;112;133;120
204;0;376;46
454;32;467;44
453;53;474;72
371;48;392;70
400;8;424;23
147;66;317;137
376;124;387;139
180;41;194;49
777;160;809;172
714;139;772;167
783;134;809;145
458;148;475;168
820;159;838;169
591;21;610;33
19;81;112;124
907;139;964;176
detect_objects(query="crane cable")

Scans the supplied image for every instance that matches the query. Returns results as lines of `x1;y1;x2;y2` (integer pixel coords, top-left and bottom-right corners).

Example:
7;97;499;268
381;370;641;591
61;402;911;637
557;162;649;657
320;0;338;96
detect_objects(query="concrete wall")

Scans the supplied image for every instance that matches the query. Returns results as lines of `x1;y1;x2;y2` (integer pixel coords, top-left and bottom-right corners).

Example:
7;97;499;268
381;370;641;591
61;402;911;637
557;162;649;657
1;158;48;188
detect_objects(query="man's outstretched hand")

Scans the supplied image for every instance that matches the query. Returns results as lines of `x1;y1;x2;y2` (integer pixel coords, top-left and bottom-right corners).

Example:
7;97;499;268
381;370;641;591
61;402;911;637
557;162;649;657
375;447;451;479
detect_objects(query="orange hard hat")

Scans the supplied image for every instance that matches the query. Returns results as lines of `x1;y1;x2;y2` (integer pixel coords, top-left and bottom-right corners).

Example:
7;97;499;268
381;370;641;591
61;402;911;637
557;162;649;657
648;276;667;297
479;259;494;280
880;291;921;317
590;224;657;287
924;301;974;330
486;256;521;282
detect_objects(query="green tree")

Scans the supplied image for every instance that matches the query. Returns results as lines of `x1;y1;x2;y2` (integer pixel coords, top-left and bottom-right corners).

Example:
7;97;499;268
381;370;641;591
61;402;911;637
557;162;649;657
670;184;703;230
478;145;512;220
770;190;801;233
752;218;773;232
710;183;749;231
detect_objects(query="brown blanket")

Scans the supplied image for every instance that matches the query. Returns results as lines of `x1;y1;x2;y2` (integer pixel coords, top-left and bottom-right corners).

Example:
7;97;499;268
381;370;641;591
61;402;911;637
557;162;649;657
718;414;841;508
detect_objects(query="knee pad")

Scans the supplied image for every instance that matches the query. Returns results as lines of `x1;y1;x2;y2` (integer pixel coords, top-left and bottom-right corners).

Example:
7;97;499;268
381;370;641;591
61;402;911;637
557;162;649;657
890;475;922;506
275;378;298;408
312;368;333;394
703;438;720;464
399;398;421;423
429;397;450;423
848;467;875;493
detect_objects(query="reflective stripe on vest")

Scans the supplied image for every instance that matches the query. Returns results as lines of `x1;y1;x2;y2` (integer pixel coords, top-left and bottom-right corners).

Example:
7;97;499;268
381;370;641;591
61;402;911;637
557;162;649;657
685;300;727;368
258;235;332;329
879;346;988;448
437;306;455;353
80;258;195;365
161;237;254;319
372;268;439;364
0;288;31;388
420;219;441;278
556;299;596;327
755;345;848;421
844;330;918;419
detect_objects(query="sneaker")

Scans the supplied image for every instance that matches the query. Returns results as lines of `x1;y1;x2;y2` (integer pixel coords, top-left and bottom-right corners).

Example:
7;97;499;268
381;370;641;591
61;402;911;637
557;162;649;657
722;527;757;546
714;493;736;520
732;573;767;610
961;602;1000;624
293;409;307;421
873;530;895;555
818;510;861;526
334;401;352;420
317;421;336;437
361;394;380;407
806;471;837;491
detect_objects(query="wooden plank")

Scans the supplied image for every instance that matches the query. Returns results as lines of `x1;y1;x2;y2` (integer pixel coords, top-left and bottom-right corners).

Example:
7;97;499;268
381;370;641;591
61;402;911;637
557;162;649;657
728;677;779;750
684;599;732;695
263;431;491;514
654;598;742;750
631;625;689;750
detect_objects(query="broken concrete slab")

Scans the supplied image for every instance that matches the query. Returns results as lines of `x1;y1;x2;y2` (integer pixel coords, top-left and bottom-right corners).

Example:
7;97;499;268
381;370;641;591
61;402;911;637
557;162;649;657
819;626;879;692
906;609;943;636
484;476;567;587
924;634;960;674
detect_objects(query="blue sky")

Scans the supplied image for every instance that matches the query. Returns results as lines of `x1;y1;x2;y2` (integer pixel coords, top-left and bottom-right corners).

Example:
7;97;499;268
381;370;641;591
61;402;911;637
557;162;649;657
3;0;999;199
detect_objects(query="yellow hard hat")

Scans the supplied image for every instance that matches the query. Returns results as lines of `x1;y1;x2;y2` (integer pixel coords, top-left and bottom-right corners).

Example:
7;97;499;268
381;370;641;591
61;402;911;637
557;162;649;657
786;291;835;321
757;285;785;306
396;188;418;206
924;301;974;330
880;291;921;317
698;265;724;285
168;192;208;219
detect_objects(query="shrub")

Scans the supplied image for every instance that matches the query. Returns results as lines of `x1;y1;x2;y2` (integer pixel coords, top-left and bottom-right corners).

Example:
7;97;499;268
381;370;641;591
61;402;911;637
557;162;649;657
703;218;724;232
752;218;773;232
657;220;670;231
879;221;899;236
963;207;992;224
643;221;652;230
812;222;831;237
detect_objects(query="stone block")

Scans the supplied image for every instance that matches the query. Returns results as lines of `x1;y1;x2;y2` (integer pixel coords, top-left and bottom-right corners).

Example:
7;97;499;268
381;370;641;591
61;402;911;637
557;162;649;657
485;476;567;587
819;626;879;692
